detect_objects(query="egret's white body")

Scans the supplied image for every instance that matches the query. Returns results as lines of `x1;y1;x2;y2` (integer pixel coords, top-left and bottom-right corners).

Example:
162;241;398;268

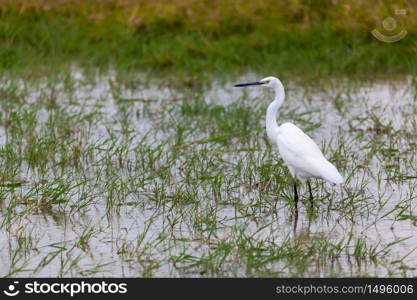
273;123;343;184
235;76;343;228
236;78;342;186
248;76;343;184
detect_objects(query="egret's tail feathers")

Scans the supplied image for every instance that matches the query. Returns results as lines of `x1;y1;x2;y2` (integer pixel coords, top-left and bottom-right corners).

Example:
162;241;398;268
322;162;344;185
327;171;344;185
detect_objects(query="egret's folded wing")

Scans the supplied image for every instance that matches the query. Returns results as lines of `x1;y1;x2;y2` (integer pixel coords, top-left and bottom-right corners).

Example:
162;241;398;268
276;123;343;183
277;123;324;159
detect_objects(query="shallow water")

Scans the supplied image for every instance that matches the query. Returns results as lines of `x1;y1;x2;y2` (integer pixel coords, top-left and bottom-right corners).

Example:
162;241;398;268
0;71;416;277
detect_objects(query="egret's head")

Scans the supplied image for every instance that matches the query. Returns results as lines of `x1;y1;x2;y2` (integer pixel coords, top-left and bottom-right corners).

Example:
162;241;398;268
234;76;280;89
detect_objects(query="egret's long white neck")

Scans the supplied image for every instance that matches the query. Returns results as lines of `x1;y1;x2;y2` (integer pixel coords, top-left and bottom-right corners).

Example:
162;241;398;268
266;80;285;142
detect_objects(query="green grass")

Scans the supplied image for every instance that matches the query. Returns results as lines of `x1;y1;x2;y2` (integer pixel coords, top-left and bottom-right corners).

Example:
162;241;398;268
0;13;416;81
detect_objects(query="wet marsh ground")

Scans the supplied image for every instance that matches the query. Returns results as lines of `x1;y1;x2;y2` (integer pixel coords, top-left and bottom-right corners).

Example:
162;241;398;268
0;70;417;277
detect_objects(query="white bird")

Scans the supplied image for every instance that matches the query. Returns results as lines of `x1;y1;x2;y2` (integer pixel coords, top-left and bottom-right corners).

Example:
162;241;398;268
234;76;343;226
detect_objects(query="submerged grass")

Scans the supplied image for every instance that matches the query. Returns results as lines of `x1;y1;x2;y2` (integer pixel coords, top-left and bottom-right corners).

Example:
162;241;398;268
0;70;416;277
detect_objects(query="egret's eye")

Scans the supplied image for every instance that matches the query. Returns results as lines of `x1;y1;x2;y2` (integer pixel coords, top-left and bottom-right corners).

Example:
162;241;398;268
264;80;269;84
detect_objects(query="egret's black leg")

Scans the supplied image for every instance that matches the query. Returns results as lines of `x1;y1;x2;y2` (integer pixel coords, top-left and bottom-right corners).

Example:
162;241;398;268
293;180;299;231
307;180;314;212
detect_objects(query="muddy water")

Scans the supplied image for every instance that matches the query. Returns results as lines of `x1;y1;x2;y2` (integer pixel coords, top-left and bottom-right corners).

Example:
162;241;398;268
0;72;416;277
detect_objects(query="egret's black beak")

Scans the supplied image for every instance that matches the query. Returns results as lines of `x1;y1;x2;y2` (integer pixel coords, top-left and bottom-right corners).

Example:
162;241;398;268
234;81;264;87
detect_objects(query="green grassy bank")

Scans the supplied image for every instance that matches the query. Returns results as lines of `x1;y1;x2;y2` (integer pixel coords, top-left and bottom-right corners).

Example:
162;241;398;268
0;1;416;80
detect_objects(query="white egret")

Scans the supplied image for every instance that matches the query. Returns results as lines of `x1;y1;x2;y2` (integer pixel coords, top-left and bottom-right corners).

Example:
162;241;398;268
234;76;343;226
